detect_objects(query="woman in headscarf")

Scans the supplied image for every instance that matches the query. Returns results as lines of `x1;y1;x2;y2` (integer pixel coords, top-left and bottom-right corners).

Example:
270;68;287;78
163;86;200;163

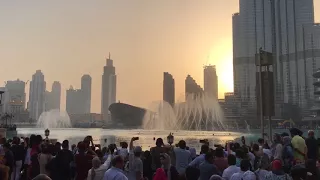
87;157;108;180
154;153;179;180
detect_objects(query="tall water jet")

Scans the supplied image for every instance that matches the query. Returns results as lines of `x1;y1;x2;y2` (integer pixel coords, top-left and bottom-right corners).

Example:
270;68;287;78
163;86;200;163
37;109;72;128
142;94;225;131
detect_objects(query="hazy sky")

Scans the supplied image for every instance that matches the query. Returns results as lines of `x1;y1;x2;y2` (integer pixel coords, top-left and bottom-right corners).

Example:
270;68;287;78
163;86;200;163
0;0;319;113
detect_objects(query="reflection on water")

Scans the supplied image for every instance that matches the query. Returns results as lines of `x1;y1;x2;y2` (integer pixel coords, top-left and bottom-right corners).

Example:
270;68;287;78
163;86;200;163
17;128;244;152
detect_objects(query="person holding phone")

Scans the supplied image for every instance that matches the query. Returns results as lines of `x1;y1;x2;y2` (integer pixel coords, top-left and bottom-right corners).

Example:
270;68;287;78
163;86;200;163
128;137;143;180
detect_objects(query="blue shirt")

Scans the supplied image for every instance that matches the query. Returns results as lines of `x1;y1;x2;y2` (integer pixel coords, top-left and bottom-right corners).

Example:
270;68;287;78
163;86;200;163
199;161;219;180
189;154;205;169
174;148;192;174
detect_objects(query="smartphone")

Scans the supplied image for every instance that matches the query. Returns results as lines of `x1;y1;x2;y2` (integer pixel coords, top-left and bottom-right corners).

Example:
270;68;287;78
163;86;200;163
133;137;139;141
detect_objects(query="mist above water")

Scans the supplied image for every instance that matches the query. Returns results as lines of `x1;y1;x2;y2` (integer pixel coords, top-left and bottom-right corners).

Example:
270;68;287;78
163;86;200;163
142;94;225;131
37;109;72;128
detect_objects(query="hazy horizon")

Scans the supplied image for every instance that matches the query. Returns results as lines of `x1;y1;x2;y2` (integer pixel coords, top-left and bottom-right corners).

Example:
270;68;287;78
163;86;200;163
1;0;320;113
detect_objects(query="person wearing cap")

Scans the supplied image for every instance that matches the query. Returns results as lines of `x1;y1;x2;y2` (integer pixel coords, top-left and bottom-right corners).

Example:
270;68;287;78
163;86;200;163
265;159;292;180
128;137;143;180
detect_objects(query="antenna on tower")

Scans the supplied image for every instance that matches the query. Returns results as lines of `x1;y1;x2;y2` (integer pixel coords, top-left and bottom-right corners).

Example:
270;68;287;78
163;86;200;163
203;55;210;68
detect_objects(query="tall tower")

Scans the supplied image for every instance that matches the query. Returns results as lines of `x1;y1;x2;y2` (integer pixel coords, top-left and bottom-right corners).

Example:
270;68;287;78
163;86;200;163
51;81;61;110
163;72;175;106
204;65;218;99
81;75;92;113
29;70;46;121
232;0;315;120
101;53;117;121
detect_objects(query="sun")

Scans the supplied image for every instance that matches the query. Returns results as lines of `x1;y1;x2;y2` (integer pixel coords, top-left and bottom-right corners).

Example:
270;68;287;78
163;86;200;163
207;42;233;99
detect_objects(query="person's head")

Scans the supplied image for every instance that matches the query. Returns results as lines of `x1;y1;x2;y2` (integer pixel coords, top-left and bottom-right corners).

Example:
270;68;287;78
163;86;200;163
271;159;282;171
290;128;303;137
178;140;186;149
133;146;142;157
92;157;101;169
120;142;128;149
71;144;76;151
308;130;315;138
159;153;171;167
143;150;151;159
185;166;200;180
35;135;42;145
108;144;116;154
273;133;282;144
205;152;214;163
3;143;10;152
240;159;251;172
12;136;20;145
62;140;69;149
257;138;264;145
235;149;244;159
215;147;224;158
291;165;307;180
227;154;237;166
77;142;86;153
252;143;260;156
210;175;224;180
201;144;209;154
95;149;103;159
111;155;124;169
32;174;52;180
29;134;36;147
233;143;240;150
156;138;164;147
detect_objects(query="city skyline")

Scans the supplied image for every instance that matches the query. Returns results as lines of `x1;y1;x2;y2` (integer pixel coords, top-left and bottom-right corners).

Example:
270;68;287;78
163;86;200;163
1;1;320;113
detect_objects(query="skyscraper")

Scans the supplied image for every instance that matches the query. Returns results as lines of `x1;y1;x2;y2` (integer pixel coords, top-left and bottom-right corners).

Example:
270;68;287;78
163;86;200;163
233;0;316;120
29;70;46;121
204;65;218;99
5;79;26;113
81;75;92;113
185;75;203;100
163;72;175;106
101;53;117;121
45;81;61;111
66;86;83;115
51;81;61;110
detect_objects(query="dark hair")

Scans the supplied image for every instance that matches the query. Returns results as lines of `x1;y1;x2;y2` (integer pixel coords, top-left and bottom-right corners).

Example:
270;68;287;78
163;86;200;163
234;143;240;150
240;159;251;171
121;142;128;148
215;147;224;158
258;138;264;144
185;166;200;180
228;154;237;165
29;134;36;148
178;140;186;149
35;135;42;145
205;152;214;161
111;155;124;167
62;140;69;149
235;149;244;159
156;138;164;147
108;144;116;154
252;144;260;152
201;144;209;154
3;142;11;149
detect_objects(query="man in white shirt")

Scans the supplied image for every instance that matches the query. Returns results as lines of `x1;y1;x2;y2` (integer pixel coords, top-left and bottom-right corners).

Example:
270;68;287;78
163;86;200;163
230;159;251;180
104;155;128;180
222;154;240;180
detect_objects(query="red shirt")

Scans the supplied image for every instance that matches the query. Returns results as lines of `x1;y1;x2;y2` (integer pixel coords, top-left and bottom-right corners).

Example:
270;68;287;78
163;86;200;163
74;153;93;180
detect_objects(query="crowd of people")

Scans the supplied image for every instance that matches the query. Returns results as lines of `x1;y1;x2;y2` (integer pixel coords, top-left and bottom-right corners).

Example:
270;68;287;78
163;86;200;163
0;127;319;180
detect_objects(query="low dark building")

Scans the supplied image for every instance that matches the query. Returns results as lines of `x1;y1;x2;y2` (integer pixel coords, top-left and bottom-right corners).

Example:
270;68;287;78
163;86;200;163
109;102;146;127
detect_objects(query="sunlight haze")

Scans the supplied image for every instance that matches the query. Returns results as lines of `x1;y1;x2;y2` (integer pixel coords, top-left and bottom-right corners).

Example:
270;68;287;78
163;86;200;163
0;0;319;112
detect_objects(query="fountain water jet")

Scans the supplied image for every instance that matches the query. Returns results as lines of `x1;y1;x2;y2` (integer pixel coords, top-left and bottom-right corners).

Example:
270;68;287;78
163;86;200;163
37;109;72;128
143;94;225;131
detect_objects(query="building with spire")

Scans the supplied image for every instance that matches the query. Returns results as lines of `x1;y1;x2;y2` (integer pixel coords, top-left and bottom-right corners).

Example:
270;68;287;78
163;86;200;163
101;53;117;122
